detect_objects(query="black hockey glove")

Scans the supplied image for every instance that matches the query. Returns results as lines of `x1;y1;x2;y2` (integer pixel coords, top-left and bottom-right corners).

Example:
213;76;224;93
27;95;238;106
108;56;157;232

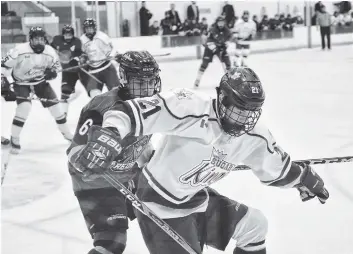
295;163;329;204
68;57;79;67
1;75;16;101
72;125;122;176
44;67;57;80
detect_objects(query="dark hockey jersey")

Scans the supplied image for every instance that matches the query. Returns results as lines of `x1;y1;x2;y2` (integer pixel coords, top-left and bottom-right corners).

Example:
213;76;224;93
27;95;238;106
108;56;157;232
207;25;233;48
50;35;82;67
67;88;152;193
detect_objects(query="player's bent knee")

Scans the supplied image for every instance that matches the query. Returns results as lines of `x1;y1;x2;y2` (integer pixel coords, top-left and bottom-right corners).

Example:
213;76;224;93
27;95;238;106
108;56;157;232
232;208;268;252
93;230;127;254
47;103;67;123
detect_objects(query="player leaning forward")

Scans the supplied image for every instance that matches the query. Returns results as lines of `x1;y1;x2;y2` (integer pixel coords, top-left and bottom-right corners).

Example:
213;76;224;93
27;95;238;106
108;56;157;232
1;27;72;153
70;67;329;254
67;51;161;254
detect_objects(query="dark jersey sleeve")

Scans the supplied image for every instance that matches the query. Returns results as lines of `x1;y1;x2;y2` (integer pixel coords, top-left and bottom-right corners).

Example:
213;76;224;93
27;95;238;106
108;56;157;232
72;37;83;58
66;89;127;155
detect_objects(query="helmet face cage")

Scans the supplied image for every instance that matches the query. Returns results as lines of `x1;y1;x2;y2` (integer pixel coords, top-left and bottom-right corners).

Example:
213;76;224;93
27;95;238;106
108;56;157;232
119;67;161;99
62;25;74;42
83;19;96;39
217;82;262;137
29;27;46;54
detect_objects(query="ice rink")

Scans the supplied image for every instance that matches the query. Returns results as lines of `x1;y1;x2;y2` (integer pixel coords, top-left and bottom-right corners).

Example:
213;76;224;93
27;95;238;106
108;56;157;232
1;45;353;254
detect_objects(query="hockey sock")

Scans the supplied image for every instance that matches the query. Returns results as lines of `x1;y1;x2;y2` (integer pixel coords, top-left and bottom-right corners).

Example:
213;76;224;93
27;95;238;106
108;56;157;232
234;247;266;254
89;89;101;98
11;101;32;140
47;103;71;136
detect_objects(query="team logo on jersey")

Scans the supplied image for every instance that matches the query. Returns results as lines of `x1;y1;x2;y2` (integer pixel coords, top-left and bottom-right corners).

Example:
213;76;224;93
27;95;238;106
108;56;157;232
179;148;237;187
174;89;193;100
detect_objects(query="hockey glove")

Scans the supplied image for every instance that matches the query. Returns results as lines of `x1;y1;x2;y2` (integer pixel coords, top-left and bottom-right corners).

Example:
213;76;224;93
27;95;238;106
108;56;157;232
1;75;16;101
206;42;217;53
115;53;123;63
73;125;122;176
79;54;89;64
44;67;57;80
68;57;79;67
295;163;329;204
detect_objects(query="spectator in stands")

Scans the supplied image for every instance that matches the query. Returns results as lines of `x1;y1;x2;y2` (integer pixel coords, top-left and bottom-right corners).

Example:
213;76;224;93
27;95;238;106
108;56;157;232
283;14;294;31
316;5;332;50
259;15;270;31
222;1;235;28
167;3;182;34
342;12;352;26
269;14;281;30
1;2;8;16
295;13;304;24
332;11;341;26
252;15;260;31
187;1;199;23
200;17;209;35
315;1;325;14
160;11;173;35
122;19;130;37
149;20;160;35
183;19;201;36
139;1;153;36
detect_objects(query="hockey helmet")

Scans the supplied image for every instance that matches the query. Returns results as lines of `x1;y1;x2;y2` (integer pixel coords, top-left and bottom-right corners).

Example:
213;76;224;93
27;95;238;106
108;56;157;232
216;67;265;137
215;16;226;29
29;26;46;54
83;18;97;39
62;24;74;42
118;51;161;99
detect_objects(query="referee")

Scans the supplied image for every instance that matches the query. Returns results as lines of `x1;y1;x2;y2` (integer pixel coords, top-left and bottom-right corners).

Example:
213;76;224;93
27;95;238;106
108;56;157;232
316;5;332;50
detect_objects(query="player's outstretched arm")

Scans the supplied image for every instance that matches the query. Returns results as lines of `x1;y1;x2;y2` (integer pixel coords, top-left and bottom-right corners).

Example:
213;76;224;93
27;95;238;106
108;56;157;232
102;88;201;138
243;126;329;204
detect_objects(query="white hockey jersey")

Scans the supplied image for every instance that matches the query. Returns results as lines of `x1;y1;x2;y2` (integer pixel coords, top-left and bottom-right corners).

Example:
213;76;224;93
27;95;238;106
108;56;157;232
80;31;114;71
103;88;297;218
233;19;257;45
1;43;61;86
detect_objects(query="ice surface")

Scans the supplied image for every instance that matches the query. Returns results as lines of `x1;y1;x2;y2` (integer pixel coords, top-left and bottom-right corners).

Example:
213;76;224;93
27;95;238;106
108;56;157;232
1;45;353;254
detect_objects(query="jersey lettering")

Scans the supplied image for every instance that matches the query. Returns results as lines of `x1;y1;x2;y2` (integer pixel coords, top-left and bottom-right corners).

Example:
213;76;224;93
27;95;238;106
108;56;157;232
79;118;93;135
138;98;161;119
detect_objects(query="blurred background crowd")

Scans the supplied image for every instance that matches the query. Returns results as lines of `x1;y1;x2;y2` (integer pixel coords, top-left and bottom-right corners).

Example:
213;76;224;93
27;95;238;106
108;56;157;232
1;1;352;44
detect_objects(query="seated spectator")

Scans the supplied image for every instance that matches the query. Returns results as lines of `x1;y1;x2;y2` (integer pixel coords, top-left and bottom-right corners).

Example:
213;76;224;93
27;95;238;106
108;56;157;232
269;14;281;30
252;15;260;31
343;12;352;26
295;13;304;24
149;20;160;35
200;17;209;35
259;15;270;31
183;19;201;36
160;11;173;35
332;11;340;26
283;14;294;31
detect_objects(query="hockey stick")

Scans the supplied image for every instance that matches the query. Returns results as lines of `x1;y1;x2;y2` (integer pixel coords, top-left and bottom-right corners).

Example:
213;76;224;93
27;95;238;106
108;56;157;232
79;67;104;85
102;171;200;254
233;156;353;171
15;96;67;104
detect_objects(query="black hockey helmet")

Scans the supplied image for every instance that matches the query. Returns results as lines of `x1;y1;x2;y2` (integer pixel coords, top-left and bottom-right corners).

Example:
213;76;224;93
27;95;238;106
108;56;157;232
83;18;97;39
62;24;74;42
29;26;46;54
215;16;226;29
216;67;265;137
118;51;161;99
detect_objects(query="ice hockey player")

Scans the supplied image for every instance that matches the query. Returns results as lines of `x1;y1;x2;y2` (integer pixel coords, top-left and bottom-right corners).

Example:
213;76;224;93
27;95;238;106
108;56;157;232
1;72;17;146
79;18;120;98
70;66;329;254
1;26;73;153
66;51;161;254
232;11;257;67
194;16;233;88
50;24;83;116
